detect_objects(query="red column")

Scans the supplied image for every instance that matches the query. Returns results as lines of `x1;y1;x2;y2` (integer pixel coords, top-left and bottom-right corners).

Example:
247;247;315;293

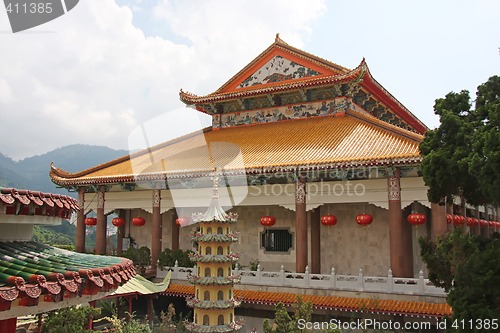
388;169;407;277
431;203;447;240
310;208;321;274
171;210;180;251
95;185;107;255
116;209;125;256
76;187;86;253
151;189;162;271
295;174;308;273
0;318;17;333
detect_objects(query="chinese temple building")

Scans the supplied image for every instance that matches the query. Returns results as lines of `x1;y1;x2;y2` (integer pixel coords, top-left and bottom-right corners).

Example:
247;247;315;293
0;188;135;333
185;175;243;332
48;35;487;324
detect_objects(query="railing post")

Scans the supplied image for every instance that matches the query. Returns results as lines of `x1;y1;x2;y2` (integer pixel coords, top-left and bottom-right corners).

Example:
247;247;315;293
418;269;425;294
173;260;179;279
257;264;262;284
330;267;336;289
234;263;239;275
358;268;364;291
280;265;285;286
387;268;393;293
305;265;310;287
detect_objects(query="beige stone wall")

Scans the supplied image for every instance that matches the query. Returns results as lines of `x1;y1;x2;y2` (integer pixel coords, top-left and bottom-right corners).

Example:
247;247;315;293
128;203;427;277
319;203;390;275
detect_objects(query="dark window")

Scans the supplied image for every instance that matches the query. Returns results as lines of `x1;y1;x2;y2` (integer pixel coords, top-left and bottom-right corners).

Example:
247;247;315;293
203;315;209;325
206;246;212;255
204;290;210;301
204;267;211;277
217;246;223;255
217;267;224;277
261;229;293;252
218;315;224;325
217;290;224;300
217;227;223;234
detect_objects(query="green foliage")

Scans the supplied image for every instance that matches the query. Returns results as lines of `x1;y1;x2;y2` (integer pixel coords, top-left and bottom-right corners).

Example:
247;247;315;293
123;246;151;269
469;76;500;205
249;258;260;271
158;248;194;269
32;224;74;246
42;306;100;333
153;303;186;333
263;296;339;333
101;313;152;333
420;231;500;331
420;75;500;205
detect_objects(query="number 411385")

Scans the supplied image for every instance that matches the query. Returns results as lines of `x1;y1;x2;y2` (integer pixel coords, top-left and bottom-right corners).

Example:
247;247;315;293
6;2;53;14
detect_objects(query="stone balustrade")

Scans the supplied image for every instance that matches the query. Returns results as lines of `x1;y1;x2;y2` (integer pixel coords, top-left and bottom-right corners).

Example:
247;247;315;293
158;262;446;297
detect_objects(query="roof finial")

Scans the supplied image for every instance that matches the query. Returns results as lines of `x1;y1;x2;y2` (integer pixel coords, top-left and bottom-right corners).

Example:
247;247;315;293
275;33;280;42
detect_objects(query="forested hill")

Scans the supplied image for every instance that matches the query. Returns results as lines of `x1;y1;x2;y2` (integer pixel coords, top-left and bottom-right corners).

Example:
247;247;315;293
0;144;128;195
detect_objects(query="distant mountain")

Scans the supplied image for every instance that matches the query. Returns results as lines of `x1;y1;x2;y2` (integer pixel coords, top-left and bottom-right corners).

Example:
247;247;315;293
0;144;128;195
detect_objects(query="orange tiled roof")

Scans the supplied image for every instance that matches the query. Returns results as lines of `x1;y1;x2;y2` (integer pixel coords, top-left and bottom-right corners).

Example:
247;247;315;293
50;111;423;186
179;37;427;134
163;284;452;318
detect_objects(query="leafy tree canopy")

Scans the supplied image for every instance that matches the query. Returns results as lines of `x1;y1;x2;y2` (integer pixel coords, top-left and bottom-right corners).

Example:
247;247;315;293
420;75;500;206
420;231;500;332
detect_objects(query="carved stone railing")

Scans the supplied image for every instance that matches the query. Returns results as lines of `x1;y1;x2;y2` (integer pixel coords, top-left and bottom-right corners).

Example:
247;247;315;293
158;262;446;297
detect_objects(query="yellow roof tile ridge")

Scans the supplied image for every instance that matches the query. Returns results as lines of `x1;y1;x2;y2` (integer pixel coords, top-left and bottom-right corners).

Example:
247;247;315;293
50;127;213;180
345;109;424;143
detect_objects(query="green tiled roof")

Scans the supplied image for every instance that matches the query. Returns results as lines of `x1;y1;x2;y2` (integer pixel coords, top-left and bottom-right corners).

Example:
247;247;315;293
0;241;135;308
111;271;171;297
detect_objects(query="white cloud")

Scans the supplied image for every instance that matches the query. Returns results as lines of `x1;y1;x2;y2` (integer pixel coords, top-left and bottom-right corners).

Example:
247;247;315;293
0;0;327;160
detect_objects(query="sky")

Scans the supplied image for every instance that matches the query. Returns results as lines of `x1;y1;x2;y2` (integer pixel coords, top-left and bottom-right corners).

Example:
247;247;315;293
0;0;498;161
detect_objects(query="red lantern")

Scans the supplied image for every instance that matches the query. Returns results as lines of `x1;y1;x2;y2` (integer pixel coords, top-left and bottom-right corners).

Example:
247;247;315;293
446;214;453;224
112;217;125;227
260;216;276;227
489;221;495;228
132;217;146;226
356;213;373;226
84;217;97;226
480;219;488;227
176;217;189;226
407;213;426;225
453;215;465;227
321;214;337;226
466;217;479;227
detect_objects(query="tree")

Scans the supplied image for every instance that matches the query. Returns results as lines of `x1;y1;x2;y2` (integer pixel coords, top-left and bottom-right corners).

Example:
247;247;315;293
419;90;484;205
42;306;100;333
420;231;500;332
469;76;500;204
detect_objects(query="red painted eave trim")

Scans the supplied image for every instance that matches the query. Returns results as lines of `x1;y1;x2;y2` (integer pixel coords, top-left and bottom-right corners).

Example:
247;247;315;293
360;75;426;134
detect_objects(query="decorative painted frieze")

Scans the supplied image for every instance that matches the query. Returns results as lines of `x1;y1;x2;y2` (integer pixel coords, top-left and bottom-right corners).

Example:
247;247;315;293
213;97;366;129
